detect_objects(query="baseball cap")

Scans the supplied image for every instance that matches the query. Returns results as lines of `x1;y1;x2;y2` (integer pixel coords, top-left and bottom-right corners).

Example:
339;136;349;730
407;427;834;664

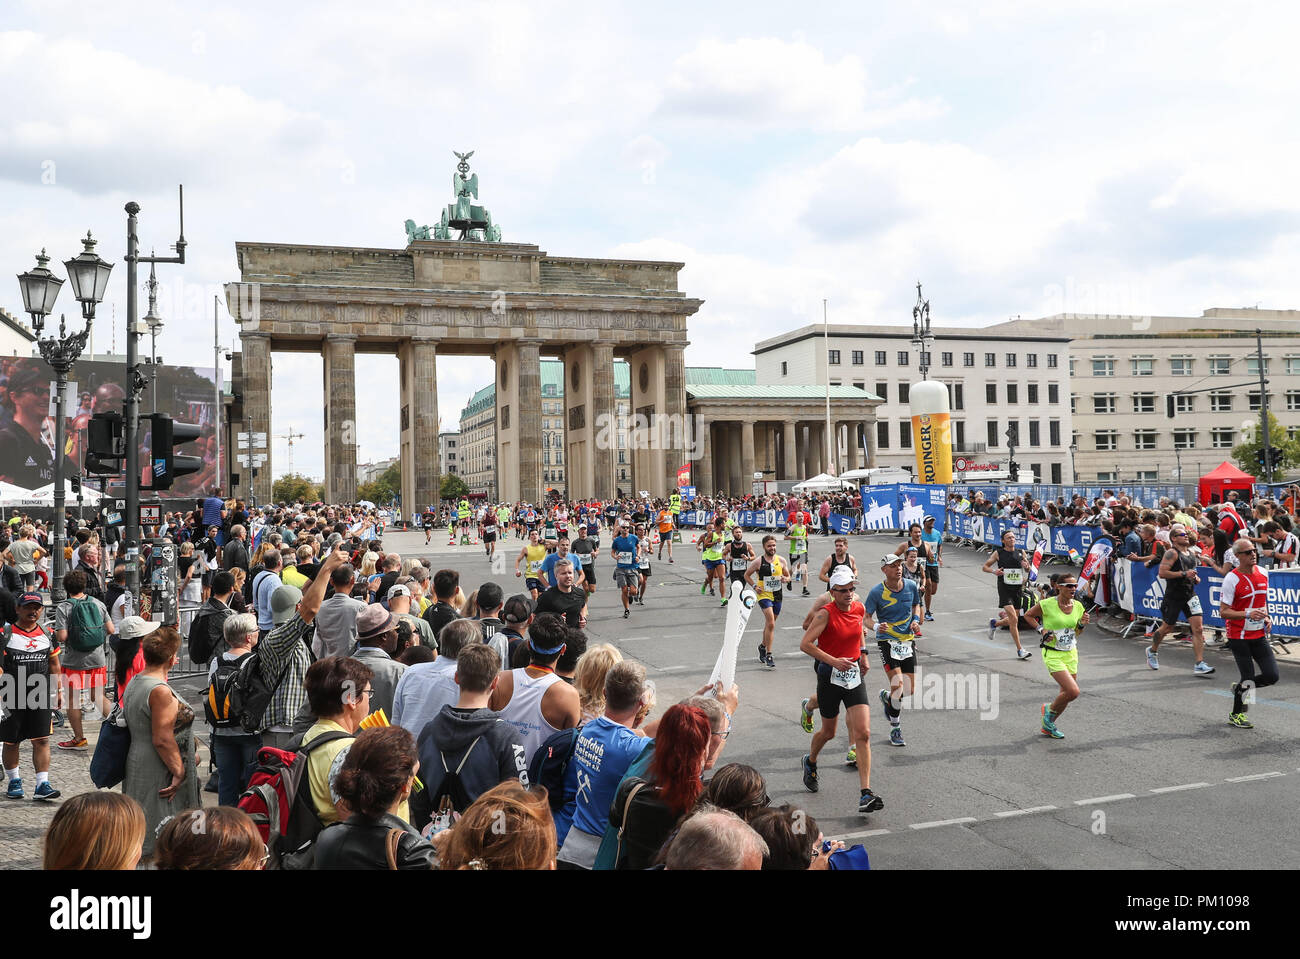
270;584;303;625
117;615;161;640
829;567;856;588
880;553;904;566
503;594;535;624
357;604;396;640
17;591;43;607
387;583;411;600
923;515;935;524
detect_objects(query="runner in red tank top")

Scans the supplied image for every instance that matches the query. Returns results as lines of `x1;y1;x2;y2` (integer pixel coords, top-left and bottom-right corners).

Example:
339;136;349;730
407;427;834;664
798;566;882;815
1217;538;1279;728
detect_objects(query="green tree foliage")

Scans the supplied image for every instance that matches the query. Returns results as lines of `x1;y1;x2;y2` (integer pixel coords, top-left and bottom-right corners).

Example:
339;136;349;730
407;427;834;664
1232;412;1300;482
358;462;401;504
271;473;323;504
440;473;470;500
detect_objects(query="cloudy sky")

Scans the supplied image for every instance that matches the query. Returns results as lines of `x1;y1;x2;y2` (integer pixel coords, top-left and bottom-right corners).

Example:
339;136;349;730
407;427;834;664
5;1;1298;482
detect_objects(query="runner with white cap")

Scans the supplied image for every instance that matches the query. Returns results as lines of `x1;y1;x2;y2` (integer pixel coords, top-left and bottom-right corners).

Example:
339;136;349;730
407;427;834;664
862;553;923;748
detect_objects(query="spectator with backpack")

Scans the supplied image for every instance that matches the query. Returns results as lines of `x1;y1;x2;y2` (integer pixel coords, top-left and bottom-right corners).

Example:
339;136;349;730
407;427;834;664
205;613;263;805
53;569;116;752
251;550;283;640
313;726;435;870
188;570;237;669
409;643;531;836
255;544;350;749
297;656;374;827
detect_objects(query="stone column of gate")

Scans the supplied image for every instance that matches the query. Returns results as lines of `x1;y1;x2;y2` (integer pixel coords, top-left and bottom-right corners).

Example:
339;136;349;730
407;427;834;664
864;420;877;468
241;331;273;505
322;334;357;504
662;344;688;496
783;421;798;483
398;336;439;512
591;343;616;500
741;420;756;497
517;340;543;505
847;421;865;470
695;415;713;496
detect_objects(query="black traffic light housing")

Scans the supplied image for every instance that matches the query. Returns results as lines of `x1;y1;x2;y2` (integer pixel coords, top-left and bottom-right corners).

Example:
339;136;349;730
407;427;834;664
85;411;124;476
1166;394;1176;418
147;413;204;490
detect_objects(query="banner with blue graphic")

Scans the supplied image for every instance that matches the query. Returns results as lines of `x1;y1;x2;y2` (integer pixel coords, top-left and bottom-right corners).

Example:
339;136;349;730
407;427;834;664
858;485;900;531
1109;561;1300;637
1270;569;1300;638
827;512;855;535
897;484;947;530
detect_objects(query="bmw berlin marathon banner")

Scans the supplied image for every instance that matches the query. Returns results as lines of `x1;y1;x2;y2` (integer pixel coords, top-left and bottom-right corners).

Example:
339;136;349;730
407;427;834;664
0;356;222;499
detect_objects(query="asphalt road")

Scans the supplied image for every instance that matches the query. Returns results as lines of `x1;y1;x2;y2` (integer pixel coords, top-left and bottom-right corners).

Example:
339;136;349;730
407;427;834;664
394;525;1300;869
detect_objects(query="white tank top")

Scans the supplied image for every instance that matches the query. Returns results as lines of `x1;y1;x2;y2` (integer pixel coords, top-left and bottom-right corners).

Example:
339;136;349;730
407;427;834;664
502;668;563;762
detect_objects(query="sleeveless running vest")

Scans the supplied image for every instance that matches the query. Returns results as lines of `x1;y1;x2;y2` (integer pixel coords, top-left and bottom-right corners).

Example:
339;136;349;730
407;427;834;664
501;668;564;762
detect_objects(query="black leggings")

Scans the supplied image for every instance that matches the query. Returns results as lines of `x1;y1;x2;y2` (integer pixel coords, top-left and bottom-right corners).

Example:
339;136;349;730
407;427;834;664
1228;638;1279;711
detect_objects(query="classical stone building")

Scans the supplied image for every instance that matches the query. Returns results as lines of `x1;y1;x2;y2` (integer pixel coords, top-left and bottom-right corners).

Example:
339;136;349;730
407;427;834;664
226;239;701;507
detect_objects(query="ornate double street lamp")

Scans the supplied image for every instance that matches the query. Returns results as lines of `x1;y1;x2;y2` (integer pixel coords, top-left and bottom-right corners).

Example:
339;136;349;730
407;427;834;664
16;234;114;604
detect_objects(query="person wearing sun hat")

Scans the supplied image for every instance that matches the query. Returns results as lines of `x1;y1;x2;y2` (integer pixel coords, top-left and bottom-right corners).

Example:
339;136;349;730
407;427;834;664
349;603;407;719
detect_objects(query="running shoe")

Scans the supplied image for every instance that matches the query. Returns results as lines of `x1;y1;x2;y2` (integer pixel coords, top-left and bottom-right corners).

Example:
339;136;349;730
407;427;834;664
878;688;898;723
988;618;997;641
758;643;767;665
1228;712;1254;729
858;788;884;814
1016;648;1032;661
1146;646;1159;670
802;754;819;792
669;558;674;563
845;745;857;766
924;612;934;622
700;584;707;595
721;598;728;607
56;738;88;751
1193;661;1215;676
1040;703;1064;739
33;781;61;801
623;609;630;619
799;698;814;733
765;652;776;669
889;726;906;747
801;587;810;596
5;778;22;800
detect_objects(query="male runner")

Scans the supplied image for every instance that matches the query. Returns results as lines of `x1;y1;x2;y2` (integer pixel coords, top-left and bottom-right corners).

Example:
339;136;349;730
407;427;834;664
920;515;943;620
721;526;754;609
571;525;597;595
820;536;858;589
746;535;789;670
657;504;675;563
787;513;810;597
863;554;923;748
611;522;641;619
421;508;437;545
1146;524;1215;675
514;528;548;600
983;529;1034;661
481;505;499;559
799;567;882;814
1218;538;1278;729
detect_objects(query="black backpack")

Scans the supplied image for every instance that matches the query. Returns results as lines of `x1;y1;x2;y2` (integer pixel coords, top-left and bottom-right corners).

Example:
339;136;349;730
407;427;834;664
204;651;253;729
228;646;293;734
188;605;231;667
418;736;483;833
527;726;581;813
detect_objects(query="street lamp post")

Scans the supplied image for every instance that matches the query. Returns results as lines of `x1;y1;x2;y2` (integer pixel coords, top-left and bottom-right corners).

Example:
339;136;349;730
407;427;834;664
16;235;113;605
143;259;163;413
1068;443;1078;485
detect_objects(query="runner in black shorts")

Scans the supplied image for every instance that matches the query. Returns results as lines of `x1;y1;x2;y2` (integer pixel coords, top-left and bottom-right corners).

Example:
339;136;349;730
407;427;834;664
722;526;754;607
2;593;63;800
982;529;1033;660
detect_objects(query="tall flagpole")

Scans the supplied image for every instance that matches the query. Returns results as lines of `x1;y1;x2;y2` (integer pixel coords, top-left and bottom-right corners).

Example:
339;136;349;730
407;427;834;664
823;299;835;474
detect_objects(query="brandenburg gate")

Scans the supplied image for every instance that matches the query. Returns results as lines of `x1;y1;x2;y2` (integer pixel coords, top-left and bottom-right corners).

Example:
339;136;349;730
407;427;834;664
225;154;702;508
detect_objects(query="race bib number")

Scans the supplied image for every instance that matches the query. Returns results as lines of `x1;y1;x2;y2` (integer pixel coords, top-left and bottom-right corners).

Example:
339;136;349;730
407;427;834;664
1188;595;1202;617
527;560;543;575
639;558;650;570
889;640;914;661
580;553;592;566
731;558;748;571
616;551;634;565
1003;569;1024;585
762;576;782;593
830;664;861;690
1053;628;1077;652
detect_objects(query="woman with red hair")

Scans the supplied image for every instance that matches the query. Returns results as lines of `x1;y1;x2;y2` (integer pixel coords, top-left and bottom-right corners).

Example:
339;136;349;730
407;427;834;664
604;704;711;870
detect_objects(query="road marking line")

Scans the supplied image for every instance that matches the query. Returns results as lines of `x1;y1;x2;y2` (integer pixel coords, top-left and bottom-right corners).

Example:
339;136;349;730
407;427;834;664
1150;783;1211;794
780;625;803;630
909;817;977;830
995;805;1058;817
617;636;651;641
954;608;982;613
838;828;891;840
1225;772;1284;783
951;633;1011;651
1204;689;1300;712
1073;793;1136;806
658;665;689;672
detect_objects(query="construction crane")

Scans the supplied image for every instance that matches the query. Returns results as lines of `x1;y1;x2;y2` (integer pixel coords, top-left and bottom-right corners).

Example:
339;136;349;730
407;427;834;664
279;427;306;475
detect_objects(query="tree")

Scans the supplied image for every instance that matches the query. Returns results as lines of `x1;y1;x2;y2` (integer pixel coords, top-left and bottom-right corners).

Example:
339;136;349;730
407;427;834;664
272;473;323;504
440;473;470;500
1232;411;1300;482
358;462;401;504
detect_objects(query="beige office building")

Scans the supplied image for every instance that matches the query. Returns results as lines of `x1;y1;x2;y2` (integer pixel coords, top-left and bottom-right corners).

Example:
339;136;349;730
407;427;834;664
983;308;1300;485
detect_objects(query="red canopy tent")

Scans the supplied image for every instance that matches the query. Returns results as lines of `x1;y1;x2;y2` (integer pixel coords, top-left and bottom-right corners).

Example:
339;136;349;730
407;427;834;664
1198;461;1255;505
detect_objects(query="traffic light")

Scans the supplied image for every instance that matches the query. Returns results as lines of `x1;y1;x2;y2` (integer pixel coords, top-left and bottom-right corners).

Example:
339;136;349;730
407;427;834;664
147;413;203;490
1166;394;1176;418
1009;459;1021;477
85;411;124;475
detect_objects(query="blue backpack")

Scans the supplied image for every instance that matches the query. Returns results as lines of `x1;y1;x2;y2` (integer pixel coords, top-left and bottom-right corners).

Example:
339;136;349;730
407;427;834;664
527;726;580;812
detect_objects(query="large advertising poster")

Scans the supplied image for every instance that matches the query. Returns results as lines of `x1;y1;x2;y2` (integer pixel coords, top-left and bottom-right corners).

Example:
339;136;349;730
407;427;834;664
0;355;221;500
